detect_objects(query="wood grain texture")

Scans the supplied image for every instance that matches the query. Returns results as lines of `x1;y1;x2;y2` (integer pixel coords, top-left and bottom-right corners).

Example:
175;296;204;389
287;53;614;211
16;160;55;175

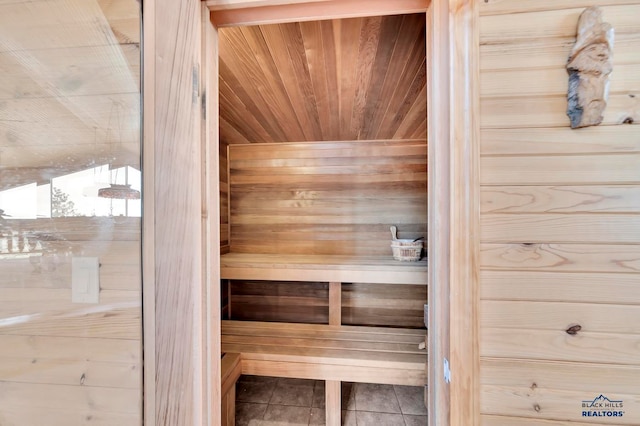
481;0;640;16
481;300;640;335
227;280;426;328
449;1;481;425
481;185;640;213
482;384;638;425
221;253;428;284
0;216;141;422
148;0;207;424
480;33;640;71
325;380;341;426
481;213;640;244
426;2;451;424
479;5;640;417
328;282;341;326
480;127;640;156
481;327;640;365
481;357;640;395
480;94;639;129
481;154;640;186
480;4;640;43
221;320;427;385
480;270;640;305
228;140;427;257
218;16;426;144
202;7;222;425
0;0;140;179
481;243;640;273
482;415;623;426
211;0;428;27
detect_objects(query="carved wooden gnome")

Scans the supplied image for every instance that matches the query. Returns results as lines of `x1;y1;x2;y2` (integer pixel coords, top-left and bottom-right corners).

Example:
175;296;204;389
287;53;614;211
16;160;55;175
566;6;614;128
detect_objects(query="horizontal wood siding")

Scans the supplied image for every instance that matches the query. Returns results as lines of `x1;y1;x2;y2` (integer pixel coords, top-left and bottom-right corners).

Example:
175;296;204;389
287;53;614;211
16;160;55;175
0;217;141;424
228;280;426;328
228;140;427;256
479;2;640;425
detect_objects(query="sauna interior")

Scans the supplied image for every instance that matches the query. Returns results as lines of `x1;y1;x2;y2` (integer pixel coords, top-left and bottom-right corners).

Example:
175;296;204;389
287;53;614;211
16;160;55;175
216;12;430;425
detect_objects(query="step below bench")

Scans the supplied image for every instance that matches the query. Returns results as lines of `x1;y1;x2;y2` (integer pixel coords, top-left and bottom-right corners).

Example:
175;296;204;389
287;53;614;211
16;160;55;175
220;253;428;425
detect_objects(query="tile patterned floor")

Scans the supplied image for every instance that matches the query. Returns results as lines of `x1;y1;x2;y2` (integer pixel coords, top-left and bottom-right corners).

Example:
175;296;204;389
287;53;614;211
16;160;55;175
235;376;427;425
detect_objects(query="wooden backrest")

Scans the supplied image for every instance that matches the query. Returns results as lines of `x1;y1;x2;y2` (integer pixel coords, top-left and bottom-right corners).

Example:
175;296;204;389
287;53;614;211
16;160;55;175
228;139;427;256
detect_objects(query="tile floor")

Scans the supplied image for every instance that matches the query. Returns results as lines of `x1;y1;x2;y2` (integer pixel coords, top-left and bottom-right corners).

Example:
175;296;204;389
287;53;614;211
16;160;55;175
235;375;427;426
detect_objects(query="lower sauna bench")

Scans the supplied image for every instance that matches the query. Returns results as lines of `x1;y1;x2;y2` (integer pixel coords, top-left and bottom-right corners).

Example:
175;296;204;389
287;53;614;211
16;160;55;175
220;321;427;425
219;253;428;425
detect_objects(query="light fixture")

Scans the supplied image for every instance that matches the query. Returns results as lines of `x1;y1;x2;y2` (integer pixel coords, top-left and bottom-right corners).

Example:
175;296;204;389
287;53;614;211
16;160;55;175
98;183;140;200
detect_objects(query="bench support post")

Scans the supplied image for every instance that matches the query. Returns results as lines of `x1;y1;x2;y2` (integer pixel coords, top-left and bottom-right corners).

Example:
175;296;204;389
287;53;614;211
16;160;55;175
329;282;341;326
325;380;341;426
221;384;235;426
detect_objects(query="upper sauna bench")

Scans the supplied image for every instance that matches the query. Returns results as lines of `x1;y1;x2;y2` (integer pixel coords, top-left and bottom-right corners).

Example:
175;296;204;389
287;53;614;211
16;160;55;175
220;252;428;285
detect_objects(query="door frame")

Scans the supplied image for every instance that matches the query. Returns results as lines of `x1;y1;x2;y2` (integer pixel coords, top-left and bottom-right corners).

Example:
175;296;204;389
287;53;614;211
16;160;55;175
143;0;479;425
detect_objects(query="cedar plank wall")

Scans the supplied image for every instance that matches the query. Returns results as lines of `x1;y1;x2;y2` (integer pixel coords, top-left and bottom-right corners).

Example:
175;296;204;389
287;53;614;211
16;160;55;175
217;16;428;328
226;140;427;327
0;218;141;425
479;2;640;425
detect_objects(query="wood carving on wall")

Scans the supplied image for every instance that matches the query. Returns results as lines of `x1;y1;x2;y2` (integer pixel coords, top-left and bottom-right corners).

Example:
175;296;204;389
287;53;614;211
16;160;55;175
566;6;614;129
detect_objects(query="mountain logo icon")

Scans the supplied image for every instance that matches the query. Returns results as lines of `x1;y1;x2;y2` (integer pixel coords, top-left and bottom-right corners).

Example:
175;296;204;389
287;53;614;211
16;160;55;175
582;394;623;408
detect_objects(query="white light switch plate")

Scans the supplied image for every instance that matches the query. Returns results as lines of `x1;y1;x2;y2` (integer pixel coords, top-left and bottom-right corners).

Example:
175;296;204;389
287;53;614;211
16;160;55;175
72;257;100;304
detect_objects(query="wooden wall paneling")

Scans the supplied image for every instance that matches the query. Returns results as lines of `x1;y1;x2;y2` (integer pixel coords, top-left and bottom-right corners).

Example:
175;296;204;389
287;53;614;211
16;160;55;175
341;283;426;328
480;270;640;305
481;243;640;273
480;34;640;71
480;95;639;128
482;386;640;424
481;154;640;186
229;280;329;324
480;0;640;16
481;300;640;334
144;0;209;424
480;4;640;43
481;213;640;243
206;0;334;10
482;64;640;98
481;328;640;365
481;185;640;213
480;127;640;156
228;140;427;256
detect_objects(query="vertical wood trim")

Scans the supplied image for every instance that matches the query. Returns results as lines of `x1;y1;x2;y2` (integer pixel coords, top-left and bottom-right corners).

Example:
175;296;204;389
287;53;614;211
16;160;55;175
449;1;480;425
325;380;341;426
202;6;221;426
328;282;342;326
142;0;156;424
227;144;232;251
149;0;206;424
427;1;451;425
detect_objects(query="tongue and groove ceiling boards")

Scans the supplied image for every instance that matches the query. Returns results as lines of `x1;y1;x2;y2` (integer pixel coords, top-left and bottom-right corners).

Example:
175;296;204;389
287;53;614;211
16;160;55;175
218;13;427;144
0;0;140;190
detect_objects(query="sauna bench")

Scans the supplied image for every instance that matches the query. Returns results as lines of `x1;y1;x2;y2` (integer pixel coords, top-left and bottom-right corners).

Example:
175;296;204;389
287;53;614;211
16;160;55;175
220;253;428;285
221;320;428;386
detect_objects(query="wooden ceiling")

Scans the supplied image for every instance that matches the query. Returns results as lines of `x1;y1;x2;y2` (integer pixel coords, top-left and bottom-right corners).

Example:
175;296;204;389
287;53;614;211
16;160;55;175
218;13;427;144
0;0;140;190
